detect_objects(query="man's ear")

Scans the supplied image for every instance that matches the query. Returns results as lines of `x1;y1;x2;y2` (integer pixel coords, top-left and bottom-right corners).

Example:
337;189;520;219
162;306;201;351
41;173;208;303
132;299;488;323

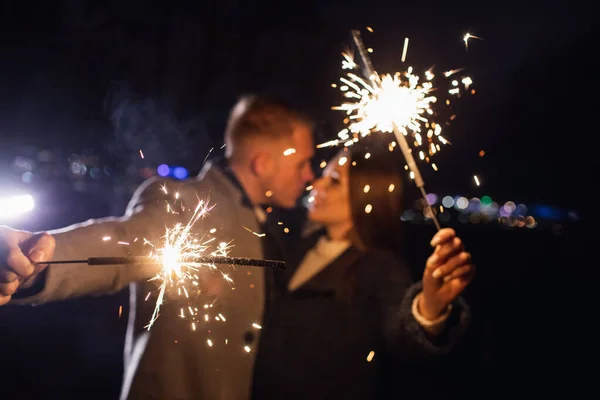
250;151;272;178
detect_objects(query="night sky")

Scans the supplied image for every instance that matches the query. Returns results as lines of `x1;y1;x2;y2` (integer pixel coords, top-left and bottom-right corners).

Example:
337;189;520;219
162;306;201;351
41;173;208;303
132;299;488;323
1;1;596;215
0;1;593;398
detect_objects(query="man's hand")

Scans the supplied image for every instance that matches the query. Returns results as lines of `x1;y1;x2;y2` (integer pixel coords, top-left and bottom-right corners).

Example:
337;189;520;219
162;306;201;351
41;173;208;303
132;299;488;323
420;228;475;321
0;227;55;305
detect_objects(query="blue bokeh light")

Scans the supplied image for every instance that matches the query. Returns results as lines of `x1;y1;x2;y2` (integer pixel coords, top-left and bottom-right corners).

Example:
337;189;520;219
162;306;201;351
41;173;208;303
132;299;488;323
173;167;189;180
157;164;170;177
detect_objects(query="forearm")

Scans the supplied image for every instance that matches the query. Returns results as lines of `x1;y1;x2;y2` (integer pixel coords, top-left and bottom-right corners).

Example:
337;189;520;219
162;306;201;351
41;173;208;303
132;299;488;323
384;283;471;361
12;215;161;304
411;292;452;337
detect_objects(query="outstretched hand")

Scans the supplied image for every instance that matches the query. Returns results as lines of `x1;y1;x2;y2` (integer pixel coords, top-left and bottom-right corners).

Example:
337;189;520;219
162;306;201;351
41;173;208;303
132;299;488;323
419;228;475;321
0;227;55;305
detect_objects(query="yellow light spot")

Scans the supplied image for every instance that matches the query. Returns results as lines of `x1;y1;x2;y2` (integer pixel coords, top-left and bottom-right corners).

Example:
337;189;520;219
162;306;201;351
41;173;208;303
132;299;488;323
366;351;375;362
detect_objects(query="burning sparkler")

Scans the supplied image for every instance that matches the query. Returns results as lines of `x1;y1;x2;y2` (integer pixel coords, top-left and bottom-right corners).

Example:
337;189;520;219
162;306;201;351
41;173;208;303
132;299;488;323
320;29;476;229
142;197;225;329
321;32;473;168
41;184;284;331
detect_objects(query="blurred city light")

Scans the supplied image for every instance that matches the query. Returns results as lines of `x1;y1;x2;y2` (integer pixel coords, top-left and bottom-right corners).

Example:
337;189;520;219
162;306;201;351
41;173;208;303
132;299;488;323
0;195;35;220
173;167;189;179
157;164;170;177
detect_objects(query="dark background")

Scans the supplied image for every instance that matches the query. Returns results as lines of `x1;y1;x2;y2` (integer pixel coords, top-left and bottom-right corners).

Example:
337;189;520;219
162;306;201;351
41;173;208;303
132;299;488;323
0;1;594;398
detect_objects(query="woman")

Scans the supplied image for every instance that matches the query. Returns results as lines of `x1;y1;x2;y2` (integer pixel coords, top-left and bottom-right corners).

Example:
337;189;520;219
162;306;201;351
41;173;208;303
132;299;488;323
252;138;475;399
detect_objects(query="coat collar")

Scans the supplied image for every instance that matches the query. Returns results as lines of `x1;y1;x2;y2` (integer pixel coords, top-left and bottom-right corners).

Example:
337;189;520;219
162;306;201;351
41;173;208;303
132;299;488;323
197;158;253;209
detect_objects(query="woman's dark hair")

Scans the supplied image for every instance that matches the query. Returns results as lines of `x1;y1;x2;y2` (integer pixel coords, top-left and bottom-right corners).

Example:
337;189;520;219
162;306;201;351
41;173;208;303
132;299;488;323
335;136;409;300
347;136;407;254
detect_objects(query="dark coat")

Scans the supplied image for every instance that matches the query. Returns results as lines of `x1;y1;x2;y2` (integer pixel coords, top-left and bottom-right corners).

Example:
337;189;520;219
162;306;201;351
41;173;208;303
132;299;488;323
252;232;471;400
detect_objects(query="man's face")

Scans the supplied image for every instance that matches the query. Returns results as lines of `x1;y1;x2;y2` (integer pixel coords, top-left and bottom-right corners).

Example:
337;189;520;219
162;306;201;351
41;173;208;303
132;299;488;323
263;122;315;208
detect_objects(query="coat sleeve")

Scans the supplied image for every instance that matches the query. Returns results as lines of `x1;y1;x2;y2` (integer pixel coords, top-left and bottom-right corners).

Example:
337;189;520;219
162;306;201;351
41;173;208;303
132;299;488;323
376;252;471;362
11;177;207;304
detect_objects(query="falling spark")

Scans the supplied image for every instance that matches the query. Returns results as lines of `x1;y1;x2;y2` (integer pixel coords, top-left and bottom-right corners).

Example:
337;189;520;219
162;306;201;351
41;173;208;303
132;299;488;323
203;147;214;164
473;175;480;186
463;33;483;50
401;38;409;62
367;351;375;362
118;305;123;318
321;32;474;173
139;150;145;159
242;226;266;238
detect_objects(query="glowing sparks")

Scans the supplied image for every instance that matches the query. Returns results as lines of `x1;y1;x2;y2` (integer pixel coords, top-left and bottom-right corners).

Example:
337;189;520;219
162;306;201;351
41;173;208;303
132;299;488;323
463;33;483;50
321;33;475;174
143;197;233;330
366;350;375;362
243;226;266;238
124;187;241;334
401;38;409;63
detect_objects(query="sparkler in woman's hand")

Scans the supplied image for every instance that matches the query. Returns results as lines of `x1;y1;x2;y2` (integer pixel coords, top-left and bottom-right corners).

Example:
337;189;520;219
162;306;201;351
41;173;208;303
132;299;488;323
320;29;476;229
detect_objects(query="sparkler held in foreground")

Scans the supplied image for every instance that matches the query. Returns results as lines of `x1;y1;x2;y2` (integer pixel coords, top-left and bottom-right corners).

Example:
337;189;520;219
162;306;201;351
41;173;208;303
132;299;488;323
37;256;286;269
52;184;279;333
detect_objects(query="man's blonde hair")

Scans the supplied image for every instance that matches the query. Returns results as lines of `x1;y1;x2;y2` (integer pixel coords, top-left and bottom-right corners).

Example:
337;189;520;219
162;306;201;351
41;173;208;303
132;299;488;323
224;95;312;160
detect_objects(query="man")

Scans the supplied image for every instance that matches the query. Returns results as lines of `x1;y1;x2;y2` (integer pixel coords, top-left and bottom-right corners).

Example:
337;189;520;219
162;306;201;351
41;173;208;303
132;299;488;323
0;94;316;399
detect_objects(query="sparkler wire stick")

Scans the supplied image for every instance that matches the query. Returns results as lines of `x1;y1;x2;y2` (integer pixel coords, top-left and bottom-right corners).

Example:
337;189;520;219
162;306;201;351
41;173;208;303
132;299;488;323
38;256;286;269
351;30;441;231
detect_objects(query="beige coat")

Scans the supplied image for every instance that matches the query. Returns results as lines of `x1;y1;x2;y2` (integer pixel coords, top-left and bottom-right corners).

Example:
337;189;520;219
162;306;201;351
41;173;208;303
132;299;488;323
15;162;267;400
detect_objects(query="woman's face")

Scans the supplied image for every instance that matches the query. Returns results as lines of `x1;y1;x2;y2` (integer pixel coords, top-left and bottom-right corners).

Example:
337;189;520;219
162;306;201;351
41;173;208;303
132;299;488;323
307;153;352;226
